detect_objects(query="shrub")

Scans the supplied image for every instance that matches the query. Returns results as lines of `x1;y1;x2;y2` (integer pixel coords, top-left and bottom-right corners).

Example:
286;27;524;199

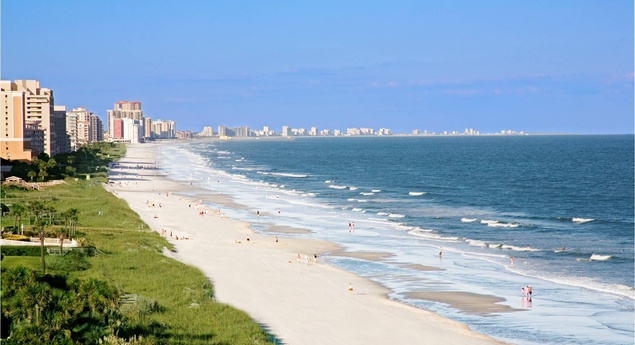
45;250;91;271
0;246;44;256
1;234;29;241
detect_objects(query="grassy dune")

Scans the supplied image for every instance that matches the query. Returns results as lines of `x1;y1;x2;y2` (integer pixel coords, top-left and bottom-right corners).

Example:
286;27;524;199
1;179;274;344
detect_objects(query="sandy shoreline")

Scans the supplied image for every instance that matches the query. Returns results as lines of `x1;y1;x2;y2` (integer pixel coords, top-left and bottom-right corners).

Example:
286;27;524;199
106;143;509;345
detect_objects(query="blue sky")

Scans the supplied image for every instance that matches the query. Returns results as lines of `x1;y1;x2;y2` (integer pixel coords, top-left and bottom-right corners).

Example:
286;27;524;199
2;0;633;134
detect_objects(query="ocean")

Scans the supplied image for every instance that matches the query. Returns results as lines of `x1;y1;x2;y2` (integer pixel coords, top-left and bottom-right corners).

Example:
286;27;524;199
157;135;634;345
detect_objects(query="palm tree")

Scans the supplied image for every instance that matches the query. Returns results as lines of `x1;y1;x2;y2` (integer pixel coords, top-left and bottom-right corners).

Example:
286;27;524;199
27;171;37;182
12;202;26;230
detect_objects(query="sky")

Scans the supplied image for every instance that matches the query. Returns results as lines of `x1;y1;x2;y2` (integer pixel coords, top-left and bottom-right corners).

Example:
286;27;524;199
2;0;633;134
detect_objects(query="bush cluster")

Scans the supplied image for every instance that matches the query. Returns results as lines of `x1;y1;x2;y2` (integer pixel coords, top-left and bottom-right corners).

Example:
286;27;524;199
0;246;45;257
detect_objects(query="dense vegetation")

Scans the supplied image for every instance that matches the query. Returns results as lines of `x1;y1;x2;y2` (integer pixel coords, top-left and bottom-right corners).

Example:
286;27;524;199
1;144;274;344
9;142;124;182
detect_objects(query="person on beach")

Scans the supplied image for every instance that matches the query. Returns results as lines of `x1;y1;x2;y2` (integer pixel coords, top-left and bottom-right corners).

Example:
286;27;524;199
527;285;532;298
510;256;514;265
521;287;526;297
439;246;443;257
348;223;352;232
348;283;353;293
275;236;279;243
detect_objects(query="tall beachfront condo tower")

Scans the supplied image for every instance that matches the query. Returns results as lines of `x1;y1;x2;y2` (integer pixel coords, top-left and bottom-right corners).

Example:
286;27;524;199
66;107;104;150
53;105;70;154
1;80;62;161
106;101;144;143
152;119;176;139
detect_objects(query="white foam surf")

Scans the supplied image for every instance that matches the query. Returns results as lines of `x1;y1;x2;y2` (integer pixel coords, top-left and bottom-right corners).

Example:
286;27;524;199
590;254;612;261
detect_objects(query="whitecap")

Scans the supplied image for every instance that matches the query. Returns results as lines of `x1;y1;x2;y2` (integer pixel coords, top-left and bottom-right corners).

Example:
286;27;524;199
329;185;347;189
270;172;308;178
590;254;611;261
461;218;477;223
371;189;381;193
360;192;375;196
487;222;520;228
408;192;426;196
349;186;358;191
572;218;594;223
388;213;406;218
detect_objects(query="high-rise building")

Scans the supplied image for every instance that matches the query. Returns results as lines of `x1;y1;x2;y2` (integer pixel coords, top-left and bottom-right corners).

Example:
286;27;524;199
65;110;78;152
90;114;104;142
218;125;228;137
200;126;214;136
1;80;32;161
72;107;91;146
152;119;176;139
107;101;144;143
144;117;152;139
233;126;250;137
282;126;291;137
53;105;69;154
1;80;62;160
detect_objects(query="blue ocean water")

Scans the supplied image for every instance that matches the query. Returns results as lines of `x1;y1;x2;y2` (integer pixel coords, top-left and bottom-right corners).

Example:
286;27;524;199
157;135;634;345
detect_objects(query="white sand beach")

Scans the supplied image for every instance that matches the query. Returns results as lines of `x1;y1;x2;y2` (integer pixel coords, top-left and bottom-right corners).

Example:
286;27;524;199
106;143;507;345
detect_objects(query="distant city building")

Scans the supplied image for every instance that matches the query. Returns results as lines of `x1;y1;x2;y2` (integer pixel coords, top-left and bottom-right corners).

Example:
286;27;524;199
152;119;176;139
176;130;193;139
412;129;420;135
218;125;228;137
309;127;318;136
233;126;250;137
200;126;214;136
378;128;391;135
282;126;291;137
107;101;144;143
144;117;152;139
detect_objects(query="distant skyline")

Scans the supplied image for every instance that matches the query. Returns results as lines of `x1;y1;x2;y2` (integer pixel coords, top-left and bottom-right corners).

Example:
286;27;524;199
2;1;633;134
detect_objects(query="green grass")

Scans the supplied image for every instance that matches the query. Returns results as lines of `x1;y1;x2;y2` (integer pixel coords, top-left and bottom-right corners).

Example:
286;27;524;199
1;256;41;271
2;178;274;344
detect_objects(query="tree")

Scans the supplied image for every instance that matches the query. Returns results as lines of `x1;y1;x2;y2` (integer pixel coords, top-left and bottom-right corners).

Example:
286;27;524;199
61;208;79;238
1;203;9;216
1;267;124;344
27;171;37;182
11;202;26;230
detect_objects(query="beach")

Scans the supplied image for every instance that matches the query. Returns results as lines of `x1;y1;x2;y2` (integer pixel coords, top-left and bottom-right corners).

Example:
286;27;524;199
106;143;507;345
